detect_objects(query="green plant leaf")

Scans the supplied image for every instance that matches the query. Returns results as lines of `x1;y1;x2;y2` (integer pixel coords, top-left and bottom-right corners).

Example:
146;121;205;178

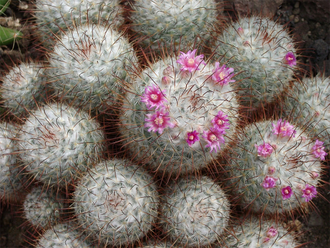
0;0;10;15
0;25;22;46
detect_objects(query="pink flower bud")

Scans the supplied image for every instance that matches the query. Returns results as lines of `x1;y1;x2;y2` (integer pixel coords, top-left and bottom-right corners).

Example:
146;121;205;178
162;76;171;85
237;27;244;35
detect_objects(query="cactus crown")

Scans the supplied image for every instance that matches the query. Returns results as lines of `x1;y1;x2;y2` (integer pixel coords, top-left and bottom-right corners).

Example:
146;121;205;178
227;119;323;214
120;50;239;175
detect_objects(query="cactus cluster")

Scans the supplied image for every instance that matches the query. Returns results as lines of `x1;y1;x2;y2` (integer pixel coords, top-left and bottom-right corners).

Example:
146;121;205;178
120;50;239;175
0;1;328;247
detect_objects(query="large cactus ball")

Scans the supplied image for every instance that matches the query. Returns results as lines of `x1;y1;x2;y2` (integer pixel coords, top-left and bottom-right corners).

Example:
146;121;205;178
73;159;159;246
213;16;297;109
34;0;124;45
17;103;105;187
130;0;218;51
160;176;230;247
48;24;137;112
120;50;238;176
226;119;324;214
0;62;47;117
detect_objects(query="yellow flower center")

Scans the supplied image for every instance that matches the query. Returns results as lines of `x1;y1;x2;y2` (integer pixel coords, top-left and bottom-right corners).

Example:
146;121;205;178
188;135;195;141
305;189;311;194
187;58;195;66
284;189;289;194
210;134;217;141
217;119;223;125
281;126;287;131
219;71;225;80
288;57;293;61
154;117;163;126
150;94;158;101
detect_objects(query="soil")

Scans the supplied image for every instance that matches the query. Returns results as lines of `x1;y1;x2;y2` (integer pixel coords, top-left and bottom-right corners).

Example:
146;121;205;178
0;0;329;247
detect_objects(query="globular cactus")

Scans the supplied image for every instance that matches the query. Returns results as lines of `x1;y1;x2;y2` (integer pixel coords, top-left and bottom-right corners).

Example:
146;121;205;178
160;176;230;247
0;122;25;203
48;24;138;112
213;16;298;109
17;103;105;188
73;158;159;246
34;0;124;46
226;119;324;214
119;50;238;176
129;0;219;52
35;223;90;248
0;62;47;117
284;75;330;148
222;217;299;247
23;186;64;229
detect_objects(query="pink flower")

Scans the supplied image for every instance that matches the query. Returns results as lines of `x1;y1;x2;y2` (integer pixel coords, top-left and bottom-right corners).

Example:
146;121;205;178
211;62;235;85
186;130;199;146
284;52;296;67
176;49;206;72
272;119;296;138
202;127;225;153
255;142;274;157
312;140;327;160
302;184;317;202
281;186;293;200
266;226;278;238
261;176;278;190
144;110;175;134
141;85;167;110
211;110;230;132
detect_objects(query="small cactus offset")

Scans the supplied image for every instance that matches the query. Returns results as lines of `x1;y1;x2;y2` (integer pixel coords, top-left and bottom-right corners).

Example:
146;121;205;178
160;176;230;247
23;186;64;229
226;119;324;214
285;75;330;147
34;0;124;46
73;158;159;246
0;122;25;203
120;49;238;176
130;0;219;52
17;103;105;188
35;223;90;248
0;62;47;117
213;16;298;109
48;24;138;112
222;217;299;247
